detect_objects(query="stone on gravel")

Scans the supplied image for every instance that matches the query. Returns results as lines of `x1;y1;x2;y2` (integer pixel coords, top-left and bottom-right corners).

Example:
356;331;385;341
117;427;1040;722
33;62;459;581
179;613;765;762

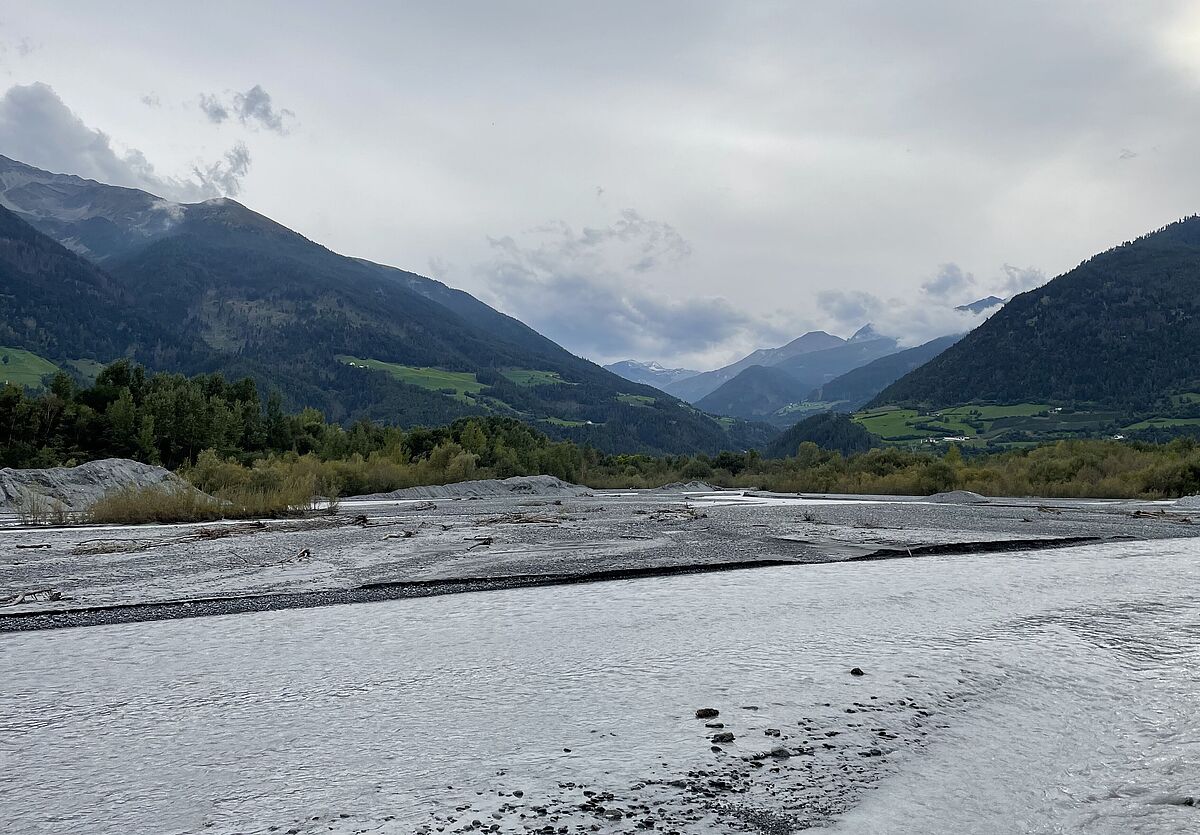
850;667;865;676
0;458;207;513
346;476;591;501
711;732;735;744
926;490;988;504
657;481;718;492
694;708;720;719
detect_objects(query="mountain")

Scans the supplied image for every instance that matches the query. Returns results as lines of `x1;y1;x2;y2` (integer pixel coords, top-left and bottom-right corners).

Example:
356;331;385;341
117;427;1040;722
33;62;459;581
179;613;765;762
0;155;765;454
0;204;193;370
847;323;886;342
955;296;1005;314
0;155;180;263
873;217;1200;410
663;331;845;402
762;412;881;459
809;334;962;411
693;365;811;420
772;335;900;389
603;359;700;388
690;335;903;426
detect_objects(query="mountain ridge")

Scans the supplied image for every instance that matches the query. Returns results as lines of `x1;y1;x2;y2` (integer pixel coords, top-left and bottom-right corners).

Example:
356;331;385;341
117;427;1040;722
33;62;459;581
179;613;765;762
0;155;765;454
663;330;847;402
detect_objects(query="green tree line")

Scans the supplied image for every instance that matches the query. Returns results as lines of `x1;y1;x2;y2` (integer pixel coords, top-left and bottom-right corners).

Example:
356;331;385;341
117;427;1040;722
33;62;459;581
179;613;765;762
2;361;1199;500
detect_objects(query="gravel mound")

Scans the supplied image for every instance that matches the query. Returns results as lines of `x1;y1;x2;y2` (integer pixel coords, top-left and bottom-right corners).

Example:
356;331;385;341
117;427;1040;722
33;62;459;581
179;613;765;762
348;475;592;501
926;490;988;504
0;458;196;512
658;481;719;492
1176;495;1200;509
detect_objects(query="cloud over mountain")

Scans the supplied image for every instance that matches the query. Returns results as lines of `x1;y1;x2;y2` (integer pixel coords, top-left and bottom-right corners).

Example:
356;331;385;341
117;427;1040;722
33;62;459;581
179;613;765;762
0;82;251;200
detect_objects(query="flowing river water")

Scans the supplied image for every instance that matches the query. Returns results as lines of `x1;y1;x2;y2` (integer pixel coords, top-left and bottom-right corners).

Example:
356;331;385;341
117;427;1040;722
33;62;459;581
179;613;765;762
2;538;1198;834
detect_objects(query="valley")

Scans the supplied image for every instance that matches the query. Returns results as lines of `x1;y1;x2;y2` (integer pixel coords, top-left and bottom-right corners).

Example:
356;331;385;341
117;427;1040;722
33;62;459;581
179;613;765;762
6;10;1200;835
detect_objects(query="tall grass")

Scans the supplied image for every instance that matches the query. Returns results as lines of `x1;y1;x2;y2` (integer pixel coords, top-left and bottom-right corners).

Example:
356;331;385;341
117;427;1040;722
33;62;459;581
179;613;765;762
86;476;316;525
16;490;71;526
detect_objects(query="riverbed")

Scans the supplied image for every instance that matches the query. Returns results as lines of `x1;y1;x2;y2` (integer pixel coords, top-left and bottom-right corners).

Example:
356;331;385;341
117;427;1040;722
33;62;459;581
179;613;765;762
3;534;1198;834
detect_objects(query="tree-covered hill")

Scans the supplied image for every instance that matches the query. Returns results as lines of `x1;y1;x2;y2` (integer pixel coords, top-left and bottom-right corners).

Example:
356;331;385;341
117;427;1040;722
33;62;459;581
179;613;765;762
762;412;881;458
694;364;812;420
873;217;1200;410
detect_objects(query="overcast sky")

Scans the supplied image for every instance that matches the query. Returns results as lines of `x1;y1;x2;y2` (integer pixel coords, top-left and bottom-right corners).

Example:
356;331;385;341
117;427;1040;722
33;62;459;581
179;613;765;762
3;2;1199;369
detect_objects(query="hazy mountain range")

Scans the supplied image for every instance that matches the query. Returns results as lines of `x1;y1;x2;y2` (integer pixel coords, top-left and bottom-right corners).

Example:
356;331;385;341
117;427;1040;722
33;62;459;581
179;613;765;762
4;153;1197;453
602;359;699;388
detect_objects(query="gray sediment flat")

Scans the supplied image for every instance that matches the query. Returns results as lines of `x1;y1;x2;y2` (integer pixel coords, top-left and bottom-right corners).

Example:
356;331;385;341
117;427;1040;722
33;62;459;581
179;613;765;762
1;488;1195;631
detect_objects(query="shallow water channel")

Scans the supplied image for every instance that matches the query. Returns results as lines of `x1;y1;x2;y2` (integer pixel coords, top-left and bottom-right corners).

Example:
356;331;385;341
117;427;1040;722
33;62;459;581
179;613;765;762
3;538;1198;834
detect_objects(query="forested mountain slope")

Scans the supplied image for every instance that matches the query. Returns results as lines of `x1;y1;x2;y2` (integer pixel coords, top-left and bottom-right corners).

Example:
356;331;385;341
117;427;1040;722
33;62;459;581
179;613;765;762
874;217;1200;409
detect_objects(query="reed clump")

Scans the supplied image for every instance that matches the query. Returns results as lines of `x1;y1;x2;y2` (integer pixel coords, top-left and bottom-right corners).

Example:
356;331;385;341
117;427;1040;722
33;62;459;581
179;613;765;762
86;475;316;525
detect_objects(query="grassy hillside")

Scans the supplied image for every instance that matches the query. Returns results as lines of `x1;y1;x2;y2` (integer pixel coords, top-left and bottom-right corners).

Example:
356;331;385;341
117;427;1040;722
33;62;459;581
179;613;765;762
0;347;58;389
850;400;1200;448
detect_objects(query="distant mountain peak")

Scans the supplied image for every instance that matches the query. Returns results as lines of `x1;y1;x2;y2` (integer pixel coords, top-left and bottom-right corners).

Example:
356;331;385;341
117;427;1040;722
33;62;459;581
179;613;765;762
955;296;1005;314
604;359;699;388
849;323;886;342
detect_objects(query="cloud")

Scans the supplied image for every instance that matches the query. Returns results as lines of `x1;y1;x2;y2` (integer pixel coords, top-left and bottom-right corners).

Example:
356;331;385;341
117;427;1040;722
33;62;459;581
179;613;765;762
199;92;229;123
473;211;783;363
199;84;293;134
920;263;976;299
193;142;252;197
0;82;251;201
233;84;292;133
140;93;161;108
817;287;993;347
816;259;1049;346
997;264;1047;296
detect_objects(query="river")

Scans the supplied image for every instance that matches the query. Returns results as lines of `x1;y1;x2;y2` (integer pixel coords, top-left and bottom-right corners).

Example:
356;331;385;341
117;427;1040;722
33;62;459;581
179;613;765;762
2;538;1197;833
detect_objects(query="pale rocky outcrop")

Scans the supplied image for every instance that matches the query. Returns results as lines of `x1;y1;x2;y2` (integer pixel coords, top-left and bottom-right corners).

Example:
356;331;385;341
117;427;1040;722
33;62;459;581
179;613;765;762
0;458;196;512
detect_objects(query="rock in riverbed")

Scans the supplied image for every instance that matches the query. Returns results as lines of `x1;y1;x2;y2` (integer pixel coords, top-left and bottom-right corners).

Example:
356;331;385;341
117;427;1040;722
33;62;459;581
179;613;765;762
0;458;207;513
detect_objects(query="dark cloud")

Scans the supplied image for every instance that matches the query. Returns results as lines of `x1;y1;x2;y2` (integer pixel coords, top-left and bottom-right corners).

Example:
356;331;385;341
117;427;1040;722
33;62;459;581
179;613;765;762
475;212;776;362
0;82;250;201
199;85;293;134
